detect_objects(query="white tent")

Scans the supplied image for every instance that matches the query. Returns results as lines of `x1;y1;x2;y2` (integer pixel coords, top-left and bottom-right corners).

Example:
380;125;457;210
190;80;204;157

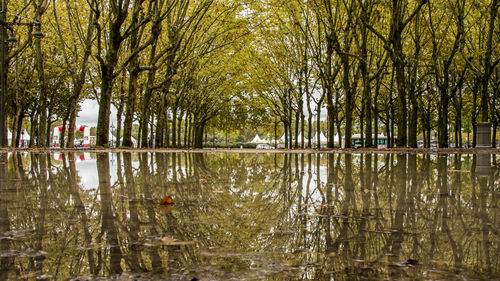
333;133;340;144
251;134;265;143
7;130;30;147
21;129;30;141
296;132;303;143
311;132;328;144
279;134;285;143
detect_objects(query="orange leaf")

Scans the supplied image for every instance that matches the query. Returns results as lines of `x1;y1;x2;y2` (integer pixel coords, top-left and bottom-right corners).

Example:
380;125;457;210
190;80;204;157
160;196;175;205
160;204;173;214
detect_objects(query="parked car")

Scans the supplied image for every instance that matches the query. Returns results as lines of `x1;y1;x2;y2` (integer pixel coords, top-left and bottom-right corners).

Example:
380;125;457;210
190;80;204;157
74;139;84;147
256;144;274;149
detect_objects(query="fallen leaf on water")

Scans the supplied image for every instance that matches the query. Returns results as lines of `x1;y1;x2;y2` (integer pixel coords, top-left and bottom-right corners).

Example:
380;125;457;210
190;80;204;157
212;190;224;193
161;237;195;246
394;259;418;267
160;204;173;213
160;196;175;205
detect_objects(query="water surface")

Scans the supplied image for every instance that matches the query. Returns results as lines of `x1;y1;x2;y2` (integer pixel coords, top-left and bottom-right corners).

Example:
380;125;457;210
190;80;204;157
0;152;499;280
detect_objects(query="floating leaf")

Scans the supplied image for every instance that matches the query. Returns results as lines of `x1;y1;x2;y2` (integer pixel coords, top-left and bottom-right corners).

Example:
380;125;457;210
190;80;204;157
160;196;175;205
212;190;224;193
199;176;208;184
160;204;173;214
394;259;418;267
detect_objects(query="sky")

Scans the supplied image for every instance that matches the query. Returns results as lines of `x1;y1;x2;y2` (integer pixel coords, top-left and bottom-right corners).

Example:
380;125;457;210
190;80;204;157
76;99;117;127
75;96;328;129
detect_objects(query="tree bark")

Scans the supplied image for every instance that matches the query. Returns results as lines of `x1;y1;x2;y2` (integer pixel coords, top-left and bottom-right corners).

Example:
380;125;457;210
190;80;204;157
33;1;47;147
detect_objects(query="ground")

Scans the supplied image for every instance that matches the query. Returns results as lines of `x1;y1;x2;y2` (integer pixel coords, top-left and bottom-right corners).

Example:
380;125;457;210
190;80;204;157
1;147;499;154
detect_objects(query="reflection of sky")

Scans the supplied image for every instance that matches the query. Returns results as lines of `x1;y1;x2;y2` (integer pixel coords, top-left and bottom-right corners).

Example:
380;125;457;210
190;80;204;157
51;153;141;190
75;159;99;190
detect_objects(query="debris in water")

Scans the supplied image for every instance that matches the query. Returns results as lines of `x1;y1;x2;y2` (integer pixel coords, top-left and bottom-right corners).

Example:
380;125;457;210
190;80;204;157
394;259;418;267
161;237;194;246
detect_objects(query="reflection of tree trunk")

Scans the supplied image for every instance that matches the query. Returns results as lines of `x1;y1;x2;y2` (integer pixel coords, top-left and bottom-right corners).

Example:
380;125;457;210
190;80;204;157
123;153;142;271
35;154;48;273
359;154;372;260
97;153;123;275
325;154;334;254
65;152;97;274
0;153;12;280
438;155;463;269
332;154;354;259
139;154;163;272
388;155;406;276
407;155;419;256
479;175;491;271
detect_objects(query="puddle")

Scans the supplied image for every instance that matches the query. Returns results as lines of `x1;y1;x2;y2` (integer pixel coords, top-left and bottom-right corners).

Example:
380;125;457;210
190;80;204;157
0;152;498;280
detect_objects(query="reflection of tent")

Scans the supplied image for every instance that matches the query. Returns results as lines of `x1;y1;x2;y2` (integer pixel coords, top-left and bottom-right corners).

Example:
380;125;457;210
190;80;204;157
251;134;266;143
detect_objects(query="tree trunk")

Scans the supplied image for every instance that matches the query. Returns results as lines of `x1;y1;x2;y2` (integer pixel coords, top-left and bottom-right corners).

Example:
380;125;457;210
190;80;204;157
15;112;24;148
96;1;130;147
177;112;182;147
123;67;139;147
394;61;407;147
307;98;312;148
34;4;47;147
408;91;418;148
493;123;497;147
184;112;189;148
97;66;115;146
171;108;177;147
344;88;353;149
294;111;299;149
438;90;449;148
193;122;205;148
11;107;21;147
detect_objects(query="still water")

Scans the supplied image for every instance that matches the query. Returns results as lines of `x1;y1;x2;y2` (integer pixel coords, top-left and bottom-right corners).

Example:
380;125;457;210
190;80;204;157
0;152;499;280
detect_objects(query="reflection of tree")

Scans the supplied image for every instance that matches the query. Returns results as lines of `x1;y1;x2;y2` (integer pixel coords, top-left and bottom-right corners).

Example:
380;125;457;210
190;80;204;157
0;153;11;280
97;153;123;275
67;152;97;274
1;152;499;279
139;153;163;272
35;154;48;275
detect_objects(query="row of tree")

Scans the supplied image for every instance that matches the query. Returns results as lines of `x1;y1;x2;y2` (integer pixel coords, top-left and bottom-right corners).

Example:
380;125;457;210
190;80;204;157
1;0;499;148
4;0;250;148
249;0;499;148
